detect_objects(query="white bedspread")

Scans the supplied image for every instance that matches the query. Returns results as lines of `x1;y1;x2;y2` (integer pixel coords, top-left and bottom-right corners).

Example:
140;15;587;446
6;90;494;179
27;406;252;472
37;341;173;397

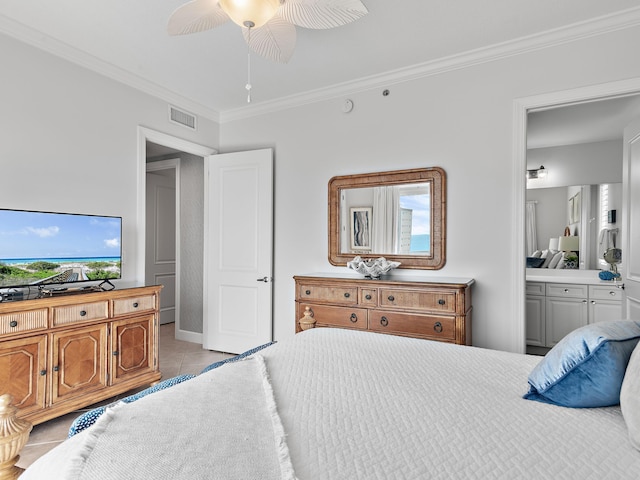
22;356;295;480
24;327;640;479
260;328;640;479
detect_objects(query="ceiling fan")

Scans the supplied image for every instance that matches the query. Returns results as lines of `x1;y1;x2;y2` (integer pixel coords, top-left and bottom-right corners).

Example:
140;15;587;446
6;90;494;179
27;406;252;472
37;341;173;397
167;0;369;64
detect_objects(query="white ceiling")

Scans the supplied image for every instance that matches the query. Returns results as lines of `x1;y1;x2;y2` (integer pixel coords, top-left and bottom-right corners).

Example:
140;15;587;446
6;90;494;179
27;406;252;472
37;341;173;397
527;94;640;149
2;0;640;120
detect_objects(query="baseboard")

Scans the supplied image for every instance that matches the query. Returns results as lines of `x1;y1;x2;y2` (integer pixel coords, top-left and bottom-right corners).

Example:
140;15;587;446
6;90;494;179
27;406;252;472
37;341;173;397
175;329;203;344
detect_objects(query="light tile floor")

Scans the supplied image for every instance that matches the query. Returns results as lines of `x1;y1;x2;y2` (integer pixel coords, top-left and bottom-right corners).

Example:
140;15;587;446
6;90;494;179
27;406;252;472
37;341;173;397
16;322;233;470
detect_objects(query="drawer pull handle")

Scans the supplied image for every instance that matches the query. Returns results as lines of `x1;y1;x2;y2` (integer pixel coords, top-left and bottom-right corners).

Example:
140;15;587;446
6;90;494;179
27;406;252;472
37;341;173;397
40;370;47;376
344;293;350;298
609;291;617;296
434;322;443;333
133;302;139;308
365;294;372;300
564;289;569;293
387;295;395;302
305;290;311;295
438;299;445;305
9;320;18;328
350;313;358;323
380;316;389;327
113;351;119;356
53;366;59;372
591;301;596;305
79;310;87;317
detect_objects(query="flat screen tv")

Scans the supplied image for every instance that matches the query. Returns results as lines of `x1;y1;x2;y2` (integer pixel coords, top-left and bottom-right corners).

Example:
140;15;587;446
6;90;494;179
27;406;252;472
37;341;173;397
0;208;122;291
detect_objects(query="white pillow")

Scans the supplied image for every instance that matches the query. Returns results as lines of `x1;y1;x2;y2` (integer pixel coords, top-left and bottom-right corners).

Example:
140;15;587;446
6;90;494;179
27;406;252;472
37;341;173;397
548;252;563;269
541;252;555;268
540;249;550;259
621;342;640;451
531;250;542;258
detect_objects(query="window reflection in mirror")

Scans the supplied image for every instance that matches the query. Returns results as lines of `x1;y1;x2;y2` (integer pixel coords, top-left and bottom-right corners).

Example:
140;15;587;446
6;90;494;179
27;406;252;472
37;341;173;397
340;184;431;255
329;167;446;270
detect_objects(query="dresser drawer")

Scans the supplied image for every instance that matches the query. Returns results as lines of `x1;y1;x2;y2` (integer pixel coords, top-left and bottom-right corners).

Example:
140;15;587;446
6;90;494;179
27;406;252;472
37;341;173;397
369;311;456;341
589;285;623;301
359;288;378;307
0;309;48;335
379;288;456;313
299;303;368;330
526;282;545;296
546;283;588;299
298;284;358;306
52;301;109;326
113;294;156;317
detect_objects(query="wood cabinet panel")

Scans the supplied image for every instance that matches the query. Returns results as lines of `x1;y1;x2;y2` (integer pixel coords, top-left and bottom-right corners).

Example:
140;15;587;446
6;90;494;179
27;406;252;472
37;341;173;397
51;325;108;403
295;274;474;345
298;304;368;330
368;311;456;341
0;335;46;416
113;294;156;317
0;285;162;425
379;288;456;313
52;301;109;327
0;309;47;335
298;284;358;305
110;314;156;384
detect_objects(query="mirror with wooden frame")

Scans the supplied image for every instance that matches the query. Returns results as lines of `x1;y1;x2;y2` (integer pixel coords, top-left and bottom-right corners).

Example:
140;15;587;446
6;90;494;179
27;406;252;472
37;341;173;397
328;167;446;270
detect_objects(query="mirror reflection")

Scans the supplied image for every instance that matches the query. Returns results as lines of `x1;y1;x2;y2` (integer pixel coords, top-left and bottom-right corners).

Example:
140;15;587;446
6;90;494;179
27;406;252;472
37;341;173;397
526;183;622;270
328;167;446;270
339;183;431;256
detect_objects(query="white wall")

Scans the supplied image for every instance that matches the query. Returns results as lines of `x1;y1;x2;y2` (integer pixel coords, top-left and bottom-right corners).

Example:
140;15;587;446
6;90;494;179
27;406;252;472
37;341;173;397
1;33;219;287
219;25;640;352
527;140;623;189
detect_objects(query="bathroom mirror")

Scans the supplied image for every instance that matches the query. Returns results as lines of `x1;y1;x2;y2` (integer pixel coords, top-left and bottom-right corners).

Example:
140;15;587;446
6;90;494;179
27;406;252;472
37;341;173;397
328;167;446;270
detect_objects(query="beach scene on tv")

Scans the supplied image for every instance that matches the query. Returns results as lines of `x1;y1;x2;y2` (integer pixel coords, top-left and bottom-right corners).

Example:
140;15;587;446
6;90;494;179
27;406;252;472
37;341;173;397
0;209;122;288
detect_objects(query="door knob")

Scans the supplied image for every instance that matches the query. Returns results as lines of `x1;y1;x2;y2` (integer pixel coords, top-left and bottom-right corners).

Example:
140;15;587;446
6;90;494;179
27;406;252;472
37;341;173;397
256;277;273;282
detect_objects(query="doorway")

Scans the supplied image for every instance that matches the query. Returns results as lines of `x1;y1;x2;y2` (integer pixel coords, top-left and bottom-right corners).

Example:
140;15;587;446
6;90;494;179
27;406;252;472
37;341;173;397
513;78;640;354
137;127;216;343
146;158;179;326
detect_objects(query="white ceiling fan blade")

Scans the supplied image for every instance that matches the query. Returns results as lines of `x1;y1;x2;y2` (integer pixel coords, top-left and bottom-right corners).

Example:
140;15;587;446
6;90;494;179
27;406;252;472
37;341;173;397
279;0;368;29
242;15;296;64
167;0;229;36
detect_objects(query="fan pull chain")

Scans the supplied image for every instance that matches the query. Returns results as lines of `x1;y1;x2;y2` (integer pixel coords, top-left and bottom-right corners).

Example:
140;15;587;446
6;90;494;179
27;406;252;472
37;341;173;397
246;25;252;103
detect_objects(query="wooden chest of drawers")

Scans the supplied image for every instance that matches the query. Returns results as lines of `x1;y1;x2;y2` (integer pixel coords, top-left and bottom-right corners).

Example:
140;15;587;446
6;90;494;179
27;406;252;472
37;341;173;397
294;274;474;345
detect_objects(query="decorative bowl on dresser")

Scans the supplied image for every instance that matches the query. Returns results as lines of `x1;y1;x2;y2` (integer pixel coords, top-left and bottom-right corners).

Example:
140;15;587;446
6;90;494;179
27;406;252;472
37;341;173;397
295;274;474;345
0;285;162;425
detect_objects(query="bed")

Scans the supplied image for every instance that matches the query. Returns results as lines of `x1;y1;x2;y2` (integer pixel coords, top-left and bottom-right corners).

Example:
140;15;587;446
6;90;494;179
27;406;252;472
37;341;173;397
7;323;640;479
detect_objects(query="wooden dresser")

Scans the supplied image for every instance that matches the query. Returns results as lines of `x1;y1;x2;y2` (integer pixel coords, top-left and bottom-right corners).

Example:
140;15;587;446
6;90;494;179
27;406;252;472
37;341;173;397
0;285;162;425
294;274;474;345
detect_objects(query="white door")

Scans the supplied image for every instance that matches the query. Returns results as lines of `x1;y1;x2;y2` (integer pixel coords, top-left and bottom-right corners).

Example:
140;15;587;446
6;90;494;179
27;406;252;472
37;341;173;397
146;168;177;325
623;118;640;319
203;149;273;353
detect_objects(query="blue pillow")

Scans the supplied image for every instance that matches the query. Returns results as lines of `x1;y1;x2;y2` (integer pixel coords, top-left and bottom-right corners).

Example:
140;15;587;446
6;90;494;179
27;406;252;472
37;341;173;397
526;257;546;268
524;320;640;408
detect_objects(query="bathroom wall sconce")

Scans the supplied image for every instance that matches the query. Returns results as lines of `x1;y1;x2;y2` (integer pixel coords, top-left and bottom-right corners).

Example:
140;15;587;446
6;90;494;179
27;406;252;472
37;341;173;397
526;165;547;179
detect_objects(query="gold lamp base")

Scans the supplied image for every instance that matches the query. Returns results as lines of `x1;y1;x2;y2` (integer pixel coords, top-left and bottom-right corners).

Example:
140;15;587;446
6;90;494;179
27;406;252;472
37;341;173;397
0;394;32;480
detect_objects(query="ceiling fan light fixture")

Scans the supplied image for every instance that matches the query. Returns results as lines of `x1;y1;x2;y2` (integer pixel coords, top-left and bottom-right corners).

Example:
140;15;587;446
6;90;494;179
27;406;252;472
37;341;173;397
218;0;280;28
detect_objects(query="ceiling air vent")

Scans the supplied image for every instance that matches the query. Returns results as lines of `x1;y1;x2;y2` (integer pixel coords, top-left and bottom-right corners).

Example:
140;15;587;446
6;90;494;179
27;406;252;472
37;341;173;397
169;105;197;130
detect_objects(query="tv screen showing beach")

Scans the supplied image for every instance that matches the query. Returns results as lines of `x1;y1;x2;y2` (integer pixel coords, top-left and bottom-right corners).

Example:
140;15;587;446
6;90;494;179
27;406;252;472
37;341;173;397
0;209;122;288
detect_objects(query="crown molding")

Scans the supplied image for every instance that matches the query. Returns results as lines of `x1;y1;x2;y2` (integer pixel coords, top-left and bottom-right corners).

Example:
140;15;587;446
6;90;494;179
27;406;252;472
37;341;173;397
220;6;640;123
0;15;221;123
3;7;640;126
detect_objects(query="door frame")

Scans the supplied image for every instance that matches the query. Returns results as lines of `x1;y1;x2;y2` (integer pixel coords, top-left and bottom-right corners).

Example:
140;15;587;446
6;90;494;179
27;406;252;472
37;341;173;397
146;158;180;328
512;78;640;354
137;127;216;342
